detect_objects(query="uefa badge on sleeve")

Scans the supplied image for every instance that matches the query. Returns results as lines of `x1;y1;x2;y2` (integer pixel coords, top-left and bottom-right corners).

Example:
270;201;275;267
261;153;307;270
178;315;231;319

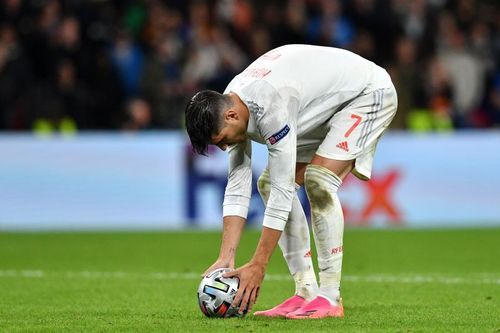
267;125;290;145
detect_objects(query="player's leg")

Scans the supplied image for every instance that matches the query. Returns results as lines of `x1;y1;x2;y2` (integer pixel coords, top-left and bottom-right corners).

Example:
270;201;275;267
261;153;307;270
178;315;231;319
279;163;317;300
288;81;398;320
307;157;352;305
286;158;351;319
253;164;318;317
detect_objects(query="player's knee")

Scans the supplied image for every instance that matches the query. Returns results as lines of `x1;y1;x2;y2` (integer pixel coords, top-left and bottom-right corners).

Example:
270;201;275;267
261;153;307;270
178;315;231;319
304;165;341;211
257;170;271;201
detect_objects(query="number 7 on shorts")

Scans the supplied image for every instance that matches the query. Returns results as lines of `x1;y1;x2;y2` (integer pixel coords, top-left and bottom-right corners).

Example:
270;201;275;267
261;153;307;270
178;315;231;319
344;114;362;138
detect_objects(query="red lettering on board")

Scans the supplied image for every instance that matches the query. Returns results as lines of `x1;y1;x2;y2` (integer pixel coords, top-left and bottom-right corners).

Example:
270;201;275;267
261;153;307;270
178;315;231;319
342;169;402;225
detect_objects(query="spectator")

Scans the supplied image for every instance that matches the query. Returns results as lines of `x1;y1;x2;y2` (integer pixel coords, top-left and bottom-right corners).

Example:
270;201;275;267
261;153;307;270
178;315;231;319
122;98;153;131
110;30;144;97
182;1;246;92
140;4;186;128
438;27;485;127
306;0;354;48
0;24;31;129
389;37;424;129
53;59;88;127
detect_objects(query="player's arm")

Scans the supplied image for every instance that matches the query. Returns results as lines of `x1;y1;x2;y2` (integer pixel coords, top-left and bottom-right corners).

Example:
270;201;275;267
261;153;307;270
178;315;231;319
225;125;297;312
225;86;298;312
202;215;245;276
252;87;298;258
202;140;252;276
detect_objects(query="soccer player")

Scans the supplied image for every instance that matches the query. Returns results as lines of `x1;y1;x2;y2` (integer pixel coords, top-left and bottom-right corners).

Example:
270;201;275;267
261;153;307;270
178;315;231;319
185;44;397;319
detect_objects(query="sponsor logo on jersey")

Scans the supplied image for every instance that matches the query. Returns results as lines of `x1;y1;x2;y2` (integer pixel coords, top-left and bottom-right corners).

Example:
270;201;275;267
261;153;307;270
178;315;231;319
268;125;290;145
336;141;349;152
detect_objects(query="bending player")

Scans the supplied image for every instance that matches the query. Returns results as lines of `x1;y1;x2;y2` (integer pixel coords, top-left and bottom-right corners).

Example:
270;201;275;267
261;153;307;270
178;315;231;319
185;44;397;319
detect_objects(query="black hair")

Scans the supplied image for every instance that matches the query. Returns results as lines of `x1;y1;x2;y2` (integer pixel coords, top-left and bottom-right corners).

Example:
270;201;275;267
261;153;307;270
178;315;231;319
185;90;232;155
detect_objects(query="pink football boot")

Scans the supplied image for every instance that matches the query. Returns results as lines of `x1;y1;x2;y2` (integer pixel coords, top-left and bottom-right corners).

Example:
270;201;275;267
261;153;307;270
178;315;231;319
286;296;344;319
253;295;308;318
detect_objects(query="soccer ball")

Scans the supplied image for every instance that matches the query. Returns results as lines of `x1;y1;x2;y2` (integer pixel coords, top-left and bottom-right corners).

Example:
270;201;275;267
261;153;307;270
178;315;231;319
197;268;246;318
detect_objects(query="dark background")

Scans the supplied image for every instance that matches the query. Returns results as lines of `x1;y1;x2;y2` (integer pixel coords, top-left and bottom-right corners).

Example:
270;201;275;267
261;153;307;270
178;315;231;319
0;0;498;132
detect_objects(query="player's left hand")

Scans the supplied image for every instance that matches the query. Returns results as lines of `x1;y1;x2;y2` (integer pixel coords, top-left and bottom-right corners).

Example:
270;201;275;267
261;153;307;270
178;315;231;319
223;261;265;314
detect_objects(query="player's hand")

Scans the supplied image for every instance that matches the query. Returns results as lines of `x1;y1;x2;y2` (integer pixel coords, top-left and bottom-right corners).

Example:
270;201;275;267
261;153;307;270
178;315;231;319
223;261;265;314
201;258;234;277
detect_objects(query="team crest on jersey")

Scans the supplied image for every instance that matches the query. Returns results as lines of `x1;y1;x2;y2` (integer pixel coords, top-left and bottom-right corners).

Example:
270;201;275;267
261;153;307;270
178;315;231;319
268;125;290;145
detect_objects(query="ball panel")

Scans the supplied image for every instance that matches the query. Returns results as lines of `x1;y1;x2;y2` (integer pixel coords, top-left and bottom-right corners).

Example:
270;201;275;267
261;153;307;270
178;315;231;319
198;296;209;316
197;268;245;318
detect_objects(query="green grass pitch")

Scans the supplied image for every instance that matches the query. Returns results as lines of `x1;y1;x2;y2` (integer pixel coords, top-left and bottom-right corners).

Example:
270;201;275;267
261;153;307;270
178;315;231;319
0;228;499;332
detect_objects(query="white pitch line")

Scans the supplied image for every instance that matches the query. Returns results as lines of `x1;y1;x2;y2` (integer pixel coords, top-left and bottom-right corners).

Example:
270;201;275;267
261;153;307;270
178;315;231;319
0;270;499;285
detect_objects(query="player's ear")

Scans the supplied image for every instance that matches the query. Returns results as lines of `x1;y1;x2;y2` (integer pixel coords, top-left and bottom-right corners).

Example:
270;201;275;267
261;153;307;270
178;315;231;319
225;109;239;121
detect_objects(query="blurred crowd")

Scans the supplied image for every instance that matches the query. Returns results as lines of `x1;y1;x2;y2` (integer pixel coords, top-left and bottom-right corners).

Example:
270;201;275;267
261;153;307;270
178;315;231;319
0;0;498;132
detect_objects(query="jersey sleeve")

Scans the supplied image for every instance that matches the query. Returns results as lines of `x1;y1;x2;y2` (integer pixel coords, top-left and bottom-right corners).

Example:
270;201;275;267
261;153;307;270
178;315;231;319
222;139;252;219
254;84;299;231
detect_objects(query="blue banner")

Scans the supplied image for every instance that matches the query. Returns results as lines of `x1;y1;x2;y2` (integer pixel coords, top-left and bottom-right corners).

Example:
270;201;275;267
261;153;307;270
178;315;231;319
0;131;499;230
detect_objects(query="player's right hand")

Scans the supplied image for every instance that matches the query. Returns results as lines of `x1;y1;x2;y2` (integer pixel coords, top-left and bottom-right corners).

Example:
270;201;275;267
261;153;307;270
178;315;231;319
201;258;234;277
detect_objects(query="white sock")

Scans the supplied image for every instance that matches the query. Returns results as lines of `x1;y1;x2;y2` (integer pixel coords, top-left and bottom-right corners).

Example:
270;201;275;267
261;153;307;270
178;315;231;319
258;170;318;301
304;165;344;306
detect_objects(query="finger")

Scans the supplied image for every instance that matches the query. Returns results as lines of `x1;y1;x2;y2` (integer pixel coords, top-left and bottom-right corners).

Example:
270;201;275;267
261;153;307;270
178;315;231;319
238;287;251;314
247;287;258;313
201;266;217;277
232;285;245;307
222;270;238;278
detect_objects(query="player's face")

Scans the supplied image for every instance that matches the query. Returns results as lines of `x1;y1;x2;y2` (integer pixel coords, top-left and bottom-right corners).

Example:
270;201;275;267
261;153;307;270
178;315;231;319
211;121;246;151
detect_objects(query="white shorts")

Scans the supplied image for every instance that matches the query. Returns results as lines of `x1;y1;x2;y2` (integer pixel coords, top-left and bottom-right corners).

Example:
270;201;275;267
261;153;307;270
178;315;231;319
297;80;398;180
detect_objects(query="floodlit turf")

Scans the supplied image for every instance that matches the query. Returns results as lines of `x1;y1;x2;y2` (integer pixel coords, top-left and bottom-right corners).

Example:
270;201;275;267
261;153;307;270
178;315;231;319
0;229;499;332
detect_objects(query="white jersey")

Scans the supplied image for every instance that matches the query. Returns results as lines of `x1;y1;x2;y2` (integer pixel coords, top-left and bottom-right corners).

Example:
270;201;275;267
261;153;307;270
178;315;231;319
222;44;395;230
